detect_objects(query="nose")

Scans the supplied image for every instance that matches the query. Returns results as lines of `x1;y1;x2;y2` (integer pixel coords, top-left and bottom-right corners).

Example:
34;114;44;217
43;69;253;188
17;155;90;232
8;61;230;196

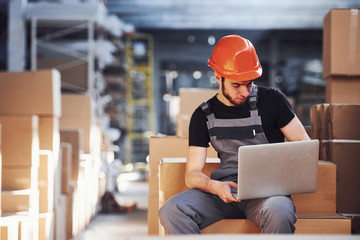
239;85;250;98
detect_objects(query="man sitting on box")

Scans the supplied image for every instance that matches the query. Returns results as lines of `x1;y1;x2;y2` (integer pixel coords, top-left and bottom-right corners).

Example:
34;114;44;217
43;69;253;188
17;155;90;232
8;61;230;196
159;35;310;234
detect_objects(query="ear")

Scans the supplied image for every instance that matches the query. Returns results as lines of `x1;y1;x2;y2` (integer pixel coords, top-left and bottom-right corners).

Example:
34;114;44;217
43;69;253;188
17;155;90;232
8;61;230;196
214;71;222;83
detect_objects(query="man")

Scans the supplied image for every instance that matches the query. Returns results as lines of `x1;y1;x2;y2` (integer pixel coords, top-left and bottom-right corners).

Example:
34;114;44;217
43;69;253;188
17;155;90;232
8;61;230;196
159;35;310;234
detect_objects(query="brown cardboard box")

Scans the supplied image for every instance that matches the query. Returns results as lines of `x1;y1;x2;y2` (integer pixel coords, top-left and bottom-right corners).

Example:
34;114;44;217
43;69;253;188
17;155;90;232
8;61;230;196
310;104;360;141
0;125;1;216
325;104;360;140
310;104;319;140
39;117;60;169
148;136;218;235
351;215;360;234
60;129;83;181
37;58;89;91
323;9;360;78
159;159;220;206
38;151;54;213
292;161;336;213
310;104;321;140
177;88;218;137
1;189;38;212
326;77;360;104
61;143;72;194
2;167;38;190
0;216;19;240
0;70;61;117
320;140;360;213
201;213;351;234
39;212;54;240
66;192;75;240
0;115;39;167
159;161;336;214
1;212;38;240
60;94;94;154
319;104;331;140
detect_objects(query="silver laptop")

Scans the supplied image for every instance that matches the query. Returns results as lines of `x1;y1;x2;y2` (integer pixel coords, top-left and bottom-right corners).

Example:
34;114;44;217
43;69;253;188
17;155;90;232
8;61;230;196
234;140;319;200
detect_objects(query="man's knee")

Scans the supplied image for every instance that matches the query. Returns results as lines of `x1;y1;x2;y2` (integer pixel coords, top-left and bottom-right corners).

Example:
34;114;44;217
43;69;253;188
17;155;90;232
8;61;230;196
159;198;176;222
261;196;297;233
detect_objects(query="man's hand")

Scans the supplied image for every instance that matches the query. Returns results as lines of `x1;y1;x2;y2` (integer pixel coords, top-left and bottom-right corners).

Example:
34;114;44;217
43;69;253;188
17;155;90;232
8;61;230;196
185;146;240;203
212;181;241;203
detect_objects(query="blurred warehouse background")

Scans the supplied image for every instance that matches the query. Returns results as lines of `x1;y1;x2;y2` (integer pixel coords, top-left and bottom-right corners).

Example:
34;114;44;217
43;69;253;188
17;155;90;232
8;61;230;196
0;0;360;239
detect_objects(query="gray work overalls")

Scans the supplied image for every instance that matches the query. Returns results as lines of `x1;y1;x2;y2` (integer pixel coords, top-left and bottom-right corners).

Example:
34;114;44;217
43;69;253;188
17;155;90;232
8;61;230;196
159;84;297;234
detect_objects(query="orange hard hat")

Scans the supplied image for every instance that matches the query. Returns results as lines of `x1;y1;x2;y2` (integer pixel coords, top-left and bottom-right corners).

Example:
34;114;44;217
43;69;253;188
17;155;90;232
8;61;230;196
208;35;262;81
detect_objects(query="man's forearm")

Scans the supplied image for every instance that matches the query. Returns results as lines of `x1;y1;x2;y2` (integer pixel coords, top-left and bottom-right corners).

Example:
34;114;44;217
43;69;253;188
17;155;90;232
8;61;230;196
185;171;218;195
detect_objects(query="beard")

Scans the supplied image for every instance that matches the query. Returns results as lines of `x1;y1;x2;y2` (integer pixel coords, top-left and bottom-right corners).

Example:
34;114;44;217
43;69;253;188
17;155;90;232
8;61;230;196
221;80;246;106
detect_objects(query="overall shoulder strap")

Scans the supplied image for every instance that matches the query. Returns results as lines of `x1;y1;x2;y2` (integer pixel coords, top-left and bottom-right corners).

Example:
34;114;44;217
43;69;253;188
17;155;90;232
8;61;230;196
248;84;258;111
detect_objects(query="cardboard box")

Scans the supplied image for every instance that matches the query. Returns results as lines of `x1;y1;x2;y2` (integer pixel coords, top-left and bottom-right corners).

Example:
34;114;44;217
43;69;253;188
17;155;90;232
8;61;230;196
310;104;360;140
325;104;360;140
319;104;331;140
323;9;360;78
1;189;39;212
38;151;54;213
2;166;38;190
320;140;360;213
159;159;220;207
60;94;94;154
2;212;38;240
60;129;82;181
0;125;2;216
159;161;336;214
37;58;89;91
39;117;60;168
0;115;39;167
176;88;218;137
66;192;75;240
0;70;61;117
148;136;218;235
292;161;336;213
351;215;360;234
0;216;19;240
326;77;360;104
310;104;321;140
39;212;54;240
200;213;351;234
61;143;72;194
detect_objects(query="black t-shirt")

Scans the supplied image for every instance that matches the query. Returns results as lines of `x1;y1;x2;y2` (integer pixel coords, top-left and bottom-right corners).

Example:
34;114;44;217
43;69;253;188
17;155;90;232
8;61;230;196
189;86;295;147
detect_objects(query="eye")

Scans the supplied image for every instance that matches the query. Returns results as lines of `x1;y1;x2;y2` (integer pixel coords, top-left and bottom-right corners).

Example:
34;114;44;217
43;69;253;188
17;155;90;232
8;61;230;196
247;81;254;87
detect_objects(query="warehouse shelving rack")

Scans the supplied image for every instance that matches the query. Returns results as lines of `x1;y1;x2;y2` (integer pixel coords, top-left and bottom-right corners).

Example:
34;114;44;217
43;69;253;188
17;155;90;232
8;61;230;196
125;34;155;164
26;2;100;94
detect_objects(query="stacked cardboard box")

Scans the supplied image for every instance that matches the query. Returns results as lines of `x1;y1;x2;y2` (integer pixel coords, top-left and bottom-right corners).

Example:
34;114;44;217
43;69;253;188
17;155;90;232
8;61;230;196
148;136;218;235
322;8;360;233
157;156;350;235
59;94;103;239
0;69;61;240
311;104;360;215
0;70;107;239
0;215;19;240
60;94;97;155
59;129;82;240
323;9;360;104
176;88;218;137
0;115;40;240
0;125;1;219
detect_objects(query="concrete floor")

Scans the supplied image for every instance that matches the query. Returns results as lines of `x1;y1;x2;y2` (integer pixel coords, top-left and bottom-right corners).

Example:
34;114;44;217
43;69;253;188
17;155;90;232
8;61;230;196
73;181;149;240
73;210;148;240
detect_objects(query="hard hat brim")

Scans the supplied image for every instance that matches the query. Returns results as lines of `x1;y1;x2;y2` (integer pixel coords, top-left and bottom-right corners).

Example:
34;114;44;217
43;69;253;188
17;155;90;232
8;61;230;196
208;58;263;82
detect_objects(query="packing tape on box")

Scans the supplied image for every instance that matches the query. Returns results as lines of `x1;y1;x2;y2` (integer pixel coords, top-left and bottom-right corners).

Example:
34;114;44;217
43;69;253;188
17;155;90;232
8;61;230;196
349;9;359;74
